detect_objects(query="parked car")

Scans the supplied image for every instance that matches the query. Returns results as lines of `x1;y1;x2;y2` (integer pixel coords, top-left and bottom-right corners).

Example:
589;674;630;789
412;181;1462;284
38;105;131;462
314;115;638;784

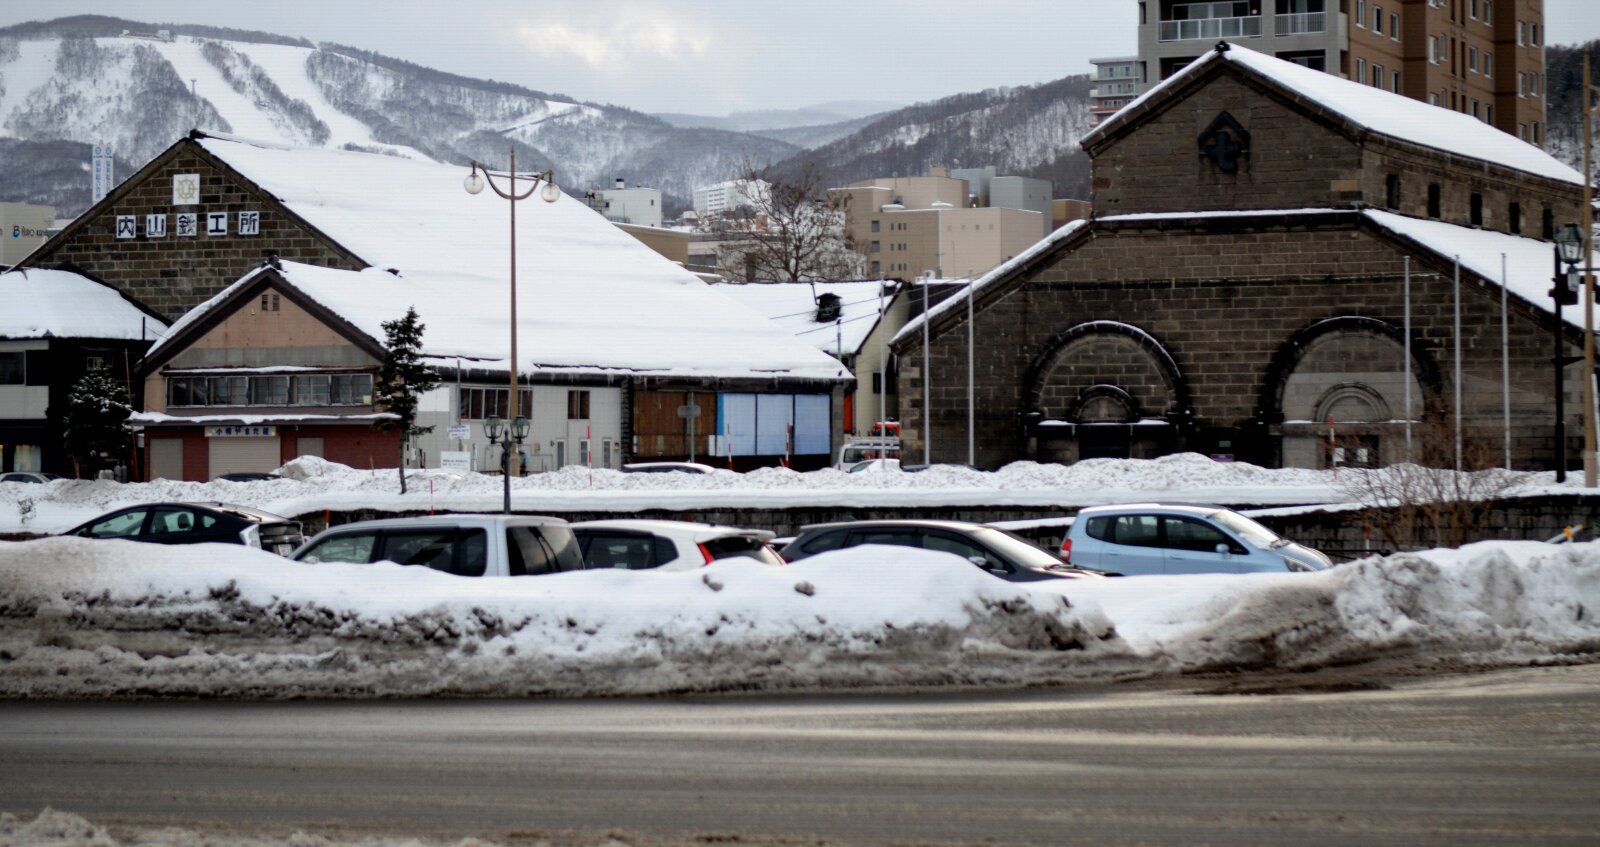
621;462;717;475
781;519;1103;582
1060;504;1332;576
62;502;305;555
213;472;285;482
292;514;583;577
834;437;901;470
0;472;58;484
846;458;901;473
569;519;784;570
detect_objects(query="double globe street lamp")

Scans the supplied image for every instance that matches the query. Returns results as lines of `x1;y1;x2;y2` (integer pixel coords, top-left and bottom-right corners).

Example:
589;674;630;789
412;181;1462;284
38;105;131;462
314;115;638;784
464;148;560;514
1550;223;1586;483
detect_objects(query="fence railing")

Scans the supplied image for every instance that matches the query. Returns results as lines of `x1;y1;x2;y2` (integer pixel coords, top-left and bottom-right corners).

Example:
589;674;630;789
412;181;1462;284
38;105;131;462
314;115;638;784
1274;11;1326;35
1159;15;1261;41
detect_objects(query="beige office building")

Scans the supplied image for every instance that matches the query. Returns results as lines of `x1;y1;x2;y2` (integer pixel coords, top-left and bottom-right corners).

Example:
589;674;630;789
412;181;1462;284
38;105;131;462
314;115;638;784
833;169;1048;281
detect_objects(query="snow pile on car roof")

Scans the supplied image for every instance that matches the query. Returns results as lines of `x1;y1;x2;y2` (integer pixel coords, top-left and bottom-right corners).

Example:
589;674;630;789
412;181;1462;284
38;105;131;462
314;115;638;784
2;537;1595;699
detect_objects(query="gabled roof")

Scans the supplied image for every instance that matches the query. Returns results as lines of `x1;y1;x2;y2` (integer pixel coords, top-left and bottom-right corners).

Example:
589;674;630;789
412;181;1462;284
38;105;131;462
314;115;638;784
1086;43;1582;186
0;268;168;341
895;209;1600;344
152;260;852;382
145;133;849;383
712;281;900;357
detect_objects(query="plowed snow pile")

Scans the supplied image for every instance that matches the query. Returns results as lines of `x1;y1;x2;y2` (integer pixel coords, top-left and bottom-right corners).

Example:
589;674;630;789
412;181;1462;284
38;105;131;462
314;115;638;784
2;538;1595;698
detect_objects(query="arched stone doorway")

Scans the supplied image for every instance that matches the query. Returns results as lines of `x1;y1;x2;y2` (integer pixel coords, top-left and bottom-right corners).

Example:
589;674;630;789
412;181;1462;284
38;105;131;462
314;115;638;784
1022;321;1192;463
1259;317;1441;469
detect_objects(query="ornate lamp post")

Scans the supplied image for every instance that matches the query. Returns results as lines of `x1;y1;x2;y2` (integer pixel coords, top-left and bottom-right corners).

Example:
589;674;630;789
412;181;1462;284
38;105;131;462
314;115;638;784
1551;223;1585;483
463;148;559;507
483;414;531;514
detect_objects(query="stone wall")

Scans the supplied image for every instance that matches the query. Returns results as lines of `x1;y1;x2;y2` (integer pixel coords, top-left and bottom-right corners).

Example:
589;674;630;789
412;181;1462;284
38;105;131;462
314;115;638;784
30;145;362;321
897;215;1582;469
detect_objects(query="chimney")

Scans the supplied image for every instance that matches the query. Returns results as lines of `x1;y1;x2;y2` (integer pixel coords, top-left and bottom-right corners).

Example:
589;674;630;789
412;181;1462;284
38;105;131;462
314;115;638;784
815;292;842;323
615;178;625;190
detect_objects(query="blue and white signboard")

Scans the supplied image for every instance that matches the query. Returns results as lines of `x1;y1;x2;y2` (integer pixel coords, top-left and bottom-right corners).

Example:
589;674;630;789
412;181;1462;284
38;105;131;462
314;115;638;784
91;145;114;204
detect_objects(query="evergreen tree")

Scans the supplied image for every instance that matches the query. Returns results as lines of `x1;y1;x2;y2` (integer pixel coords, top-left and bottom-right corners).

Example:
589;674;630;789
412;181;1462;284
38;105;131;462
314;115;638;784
61;367;131;479
374;306;438;493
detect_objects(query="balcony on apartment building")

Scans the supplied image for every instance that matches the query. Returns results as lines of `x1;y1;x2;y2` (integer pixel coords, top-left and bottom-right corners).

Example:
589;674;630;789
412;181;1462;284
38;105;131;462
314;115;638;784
1157;1;1326;42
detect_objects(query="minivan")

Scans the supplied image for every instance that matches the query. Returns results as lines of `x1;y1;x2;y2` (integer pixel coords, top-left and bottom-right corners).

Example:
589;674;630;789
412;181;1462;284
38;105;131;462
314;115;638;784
292;514;584;576
1060;504;1332;575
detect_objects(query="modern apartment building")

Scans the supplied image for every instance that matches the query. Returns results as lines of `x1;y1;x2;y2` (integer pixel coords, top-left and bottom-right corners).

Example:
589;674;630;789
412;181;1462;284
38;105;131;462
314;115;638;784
1133;0;1544;144
1089;56;1146;126
830;168;1049;281
584;179;663;227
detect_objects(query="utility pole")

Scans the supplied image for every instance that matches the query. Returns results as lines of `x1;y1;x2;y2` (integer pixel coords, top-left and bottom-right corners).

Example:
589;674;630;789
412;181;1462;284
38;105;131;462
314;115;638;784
1582;46;1598;488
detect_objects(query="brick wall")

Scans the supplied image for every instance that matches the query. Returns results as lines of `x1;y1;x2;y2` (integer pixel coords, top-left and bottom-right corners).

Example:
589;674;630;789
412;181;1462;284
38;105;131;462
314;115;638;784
31;144;362;321
898;217;1582;470
1090;65;1583;235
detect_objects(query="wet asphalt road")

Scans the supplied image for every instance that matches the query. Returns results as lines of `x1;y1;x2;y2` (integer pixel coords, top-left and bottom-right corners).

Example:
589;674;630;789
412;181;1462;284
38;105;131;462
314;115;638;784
1;664;1597;847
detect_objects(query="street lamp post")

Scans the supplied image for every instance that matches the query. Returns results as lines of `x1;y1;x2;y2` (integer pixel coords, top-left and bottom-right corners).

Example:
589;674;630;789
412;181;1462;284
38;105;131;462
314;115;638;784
1552;224;1585;483
483;415;530;514
464;148;560;499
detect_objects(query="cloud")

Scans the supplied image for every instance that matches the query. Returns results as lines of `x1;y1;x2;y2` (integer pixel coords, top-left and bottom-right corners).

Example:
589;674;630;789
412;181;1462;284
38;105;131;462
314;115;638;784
516;8;713;72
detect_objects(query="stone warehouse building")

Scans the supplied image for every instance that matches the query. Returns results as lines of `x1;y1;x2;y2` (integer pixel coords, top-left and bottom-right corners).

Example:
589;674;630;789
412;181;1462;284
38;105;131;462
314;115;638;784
18;132;850;479
892;43;1589;471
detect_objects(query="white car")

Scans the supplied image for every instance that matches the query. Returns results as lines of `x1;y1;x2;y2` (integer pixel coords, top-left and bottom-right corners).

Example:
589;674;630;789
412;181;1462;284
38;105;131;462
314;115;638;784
569;519;784;570
291;514;585;576
0;472;59;484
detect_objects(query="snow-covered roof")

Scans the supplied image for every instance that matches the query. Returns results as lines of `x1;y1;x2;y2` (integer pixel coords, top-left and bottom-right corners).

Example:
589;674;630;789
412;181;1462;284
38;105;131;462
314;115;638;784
1095;43;1582;186
712;281;900;357
155;134;848;382
895;209;1600;343
0;268;167;341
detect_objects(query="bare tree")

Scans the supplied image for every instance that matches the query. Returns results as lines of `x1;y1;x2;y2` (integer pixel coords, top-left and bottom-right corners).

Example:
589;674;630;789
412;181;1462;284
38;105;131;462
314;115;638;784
1337;416;1531;551
713;162;863;283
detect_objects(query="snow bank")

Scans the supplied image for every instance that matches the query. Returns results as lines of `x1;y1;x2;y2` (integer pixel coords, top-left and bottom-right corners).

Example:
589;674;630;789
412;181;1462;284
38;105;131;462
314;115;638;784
2;538;1595;699
0;539;1131;698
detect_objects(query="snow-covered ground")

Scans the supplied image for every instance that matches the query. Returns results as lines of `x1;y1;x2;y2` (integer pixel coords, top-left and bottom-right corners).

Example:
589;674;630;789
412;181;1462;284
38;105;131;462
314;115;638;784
0;453;1575;536
1;534;1594;699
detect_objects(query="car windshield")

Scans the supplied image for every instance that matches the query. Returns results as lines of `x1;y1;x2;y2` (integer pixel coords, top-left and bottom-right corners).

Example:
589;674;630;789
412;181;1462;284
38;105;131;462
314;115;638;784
1208;510;1285;548
971;528;1064;569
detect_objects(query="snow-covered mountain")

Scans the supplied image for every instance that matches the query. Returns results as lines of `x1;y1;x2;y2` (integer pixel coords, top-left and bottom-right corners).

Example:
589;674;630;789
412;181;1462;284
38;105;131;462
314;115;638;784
0;16;800;215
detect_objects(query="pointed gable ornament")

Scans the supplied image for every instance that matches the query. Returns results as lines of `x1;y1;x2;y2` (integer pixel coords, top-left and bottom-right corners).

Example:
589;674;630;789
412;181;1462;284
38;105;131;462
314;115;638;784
1198;110;1250;175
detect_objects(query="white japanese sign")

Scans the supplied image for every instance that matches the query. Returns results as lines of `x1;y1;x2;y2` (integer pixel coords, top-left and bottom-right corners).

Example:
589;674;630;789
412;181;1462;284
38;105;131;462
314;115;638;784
175;213;197;237
238;211;261;236
91;145;115;205
114;215;137;239
172;174;200;205
205;425;277;437
144;214;166;238
447;424;471;440
205;212;228;236
440;451;473;473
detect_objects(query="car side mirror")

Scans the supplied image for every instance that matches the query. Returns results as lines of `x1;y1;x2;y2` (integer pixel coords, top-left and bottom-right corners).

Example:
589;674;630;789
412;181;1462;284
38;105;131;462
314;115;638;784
1215;543;1231;556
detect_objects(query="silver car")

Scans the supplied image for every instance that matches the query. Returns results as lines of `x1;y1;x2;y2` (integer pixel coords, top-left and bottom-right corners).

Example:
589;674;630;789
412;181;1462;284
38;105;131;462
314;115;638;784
292;514;584;576
1060;504;1332;575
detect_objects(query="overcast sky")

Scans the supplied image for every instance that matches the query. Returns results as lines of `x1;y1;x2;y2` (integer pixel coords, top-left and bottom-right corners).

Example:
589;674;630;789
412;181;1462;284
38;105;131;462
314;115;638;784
3;1;1597;116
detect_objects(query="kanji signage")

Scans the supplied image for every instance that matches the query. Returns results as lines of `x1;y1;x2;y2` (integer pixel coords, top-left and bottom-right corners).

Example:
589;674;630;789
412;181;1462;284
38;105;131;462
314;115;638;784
204;425;277;437
206;212;228;236
238;211;260;235
115;215;136;239
145;214;167;238
176;213;197;237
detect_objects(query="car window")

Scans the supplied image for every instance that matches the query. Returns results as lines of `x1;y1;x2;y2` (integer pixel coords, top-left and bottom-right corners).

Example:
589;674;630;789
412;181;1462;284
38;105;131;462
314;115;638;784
702;536;784;566
1208;510;1283;548
1109;514;1161;548
84;509;149;538
299;532;379;564
581;532;659;570
924;532;1011;573
1084;516;1112;541
846;529;921;549
1162;517;1235;552
509;525;584;575
972;528;1062;569
149;507;213;535
798;530;848;555
375;528;486;576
